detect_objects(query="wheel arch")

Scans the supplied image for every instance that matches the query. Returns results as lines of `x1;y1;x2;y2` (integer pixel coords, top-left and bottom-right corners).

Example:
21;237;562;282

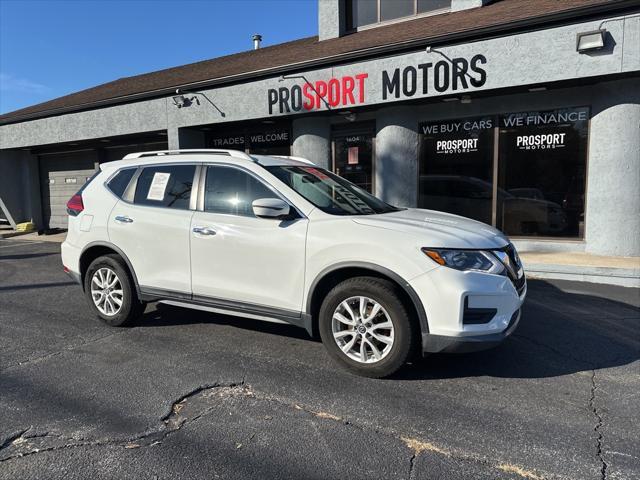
306;262;429;338
79;241;140;296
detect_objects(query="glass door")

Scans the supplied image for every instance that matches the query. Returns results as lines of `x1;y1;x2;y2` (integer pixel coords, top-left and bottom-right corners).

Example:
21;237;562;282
333;129;374;193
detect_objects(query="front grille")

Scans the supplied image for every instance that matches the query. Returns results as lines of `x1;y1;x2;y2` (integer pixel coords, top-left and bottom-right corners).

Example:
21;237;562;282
499;244;526;295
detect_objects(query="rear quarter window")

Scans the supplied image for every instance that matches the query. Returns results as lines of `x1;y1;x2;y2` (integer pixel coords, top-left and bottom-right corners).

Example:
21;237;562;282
106;168;137;198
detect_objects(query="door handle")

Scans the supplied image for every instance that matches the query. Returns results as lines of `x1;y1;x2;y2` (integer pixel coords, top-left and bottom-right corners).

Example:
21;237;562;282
193;226;216;236
115;215;134;223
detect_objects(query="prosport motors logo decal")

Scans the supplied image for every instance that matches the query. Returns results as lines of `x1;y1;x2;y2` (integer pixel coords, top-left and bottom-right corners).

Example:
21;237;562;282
436;138;479;154
516;133;566;150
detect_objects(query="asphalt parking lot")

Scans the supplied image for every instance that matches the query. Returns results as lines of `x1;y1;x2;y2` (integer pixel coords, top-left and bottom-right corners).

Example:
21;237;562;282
1;239;639;480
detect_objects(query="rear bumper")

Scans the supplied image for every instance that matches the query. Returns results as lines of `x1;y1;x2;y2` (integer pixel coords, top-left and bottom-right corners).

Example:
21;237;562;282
422;308;521;353
61;240;82;286
64;268;82;286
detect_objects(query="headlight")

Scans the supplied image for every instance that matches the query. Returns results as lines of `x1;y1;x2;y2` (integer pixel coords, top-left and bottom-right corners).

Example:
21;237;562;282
422;248;505;274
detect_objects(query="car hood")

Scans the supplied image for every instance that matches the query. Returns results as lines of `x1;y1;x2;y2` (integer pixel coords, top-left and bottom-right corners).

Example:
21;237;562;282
352;208;510;249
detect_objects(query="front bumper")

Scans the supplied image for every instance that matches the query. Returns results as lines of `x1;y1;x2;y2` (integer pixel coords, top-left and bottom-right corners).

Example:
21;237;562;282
409;264;526;354
422;308;521;353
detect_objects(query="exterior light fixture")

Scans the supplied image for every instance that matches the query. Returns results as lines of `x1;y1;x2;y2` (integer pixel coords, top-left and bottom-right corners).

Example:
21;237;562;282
576;29;606;53
528;86;547;92
442;97;459;102
172;91;200;108
172;94;187;108
171;88;225;116
460;95;472;104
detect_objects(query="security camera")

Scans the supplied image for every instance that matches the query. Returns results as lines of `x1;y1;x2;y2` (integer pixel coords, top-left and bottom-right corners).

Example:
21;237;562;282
426;46;432;53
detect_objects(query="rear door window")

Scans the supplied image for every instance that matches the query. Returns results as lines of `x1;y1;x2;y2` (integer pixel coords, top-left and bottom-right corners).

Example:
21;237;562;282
134;165;196;210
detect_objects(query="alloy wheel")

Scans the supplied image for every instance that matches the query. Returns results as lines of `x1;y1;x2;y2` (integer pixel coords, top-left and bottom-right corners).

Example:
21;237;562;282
90;267;124;316
331;296;394;363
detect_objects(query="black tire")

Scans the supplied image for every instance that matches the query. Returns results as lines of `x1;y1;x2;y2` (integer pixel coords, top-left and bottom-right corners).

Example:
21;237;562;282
83;254;144;327
318;276;416;378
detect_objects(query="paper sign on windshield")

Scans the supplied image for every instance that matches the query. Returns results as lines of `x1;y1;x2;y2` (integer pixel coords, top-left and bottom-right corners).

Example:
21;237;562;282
147;172;170;201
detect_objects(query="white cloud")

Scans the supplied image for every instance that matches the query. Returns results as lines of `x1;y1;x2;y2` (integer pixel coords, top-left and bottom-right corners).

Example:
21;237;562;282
0;73;50;95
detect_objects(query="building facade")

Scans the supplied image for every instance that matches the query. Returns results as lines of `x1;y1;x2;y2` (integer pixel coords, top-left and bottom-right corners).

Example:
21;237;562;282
1;0;639;257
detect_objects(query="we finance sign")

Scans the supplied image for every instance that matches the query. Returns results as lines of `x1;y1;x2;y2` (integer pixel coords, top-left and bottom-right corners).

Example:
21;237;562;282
267;54;488;115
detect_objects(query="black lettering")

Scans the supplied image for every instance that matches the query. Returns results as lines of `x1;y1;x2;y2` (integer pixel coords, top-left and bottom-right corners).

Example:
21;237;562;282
402;66;417;97
451;58;469;90
278;87;291;113
291;85;302;111
267;89;278;115
417;63;432;94
469;54;487;87
434;61;450;93
382;69;400;100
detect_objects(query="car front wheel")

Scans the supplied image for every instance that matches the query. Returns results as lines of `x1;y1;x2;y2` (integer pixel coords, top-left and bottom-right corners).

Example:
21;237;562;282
319;276;415;378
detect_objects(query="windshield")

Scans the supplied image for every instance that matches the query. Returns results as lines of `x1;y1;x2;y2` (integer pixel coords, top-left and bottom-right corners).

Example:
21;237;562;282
265;165;401;215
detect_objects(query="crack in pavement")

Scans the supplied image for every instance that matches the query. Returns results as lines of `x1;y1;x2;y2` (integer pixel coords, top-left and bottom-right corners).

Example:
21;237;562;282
0;330;131;373
0;381;557;479
515;334;614;479
590;370;608;480
0;381;246;462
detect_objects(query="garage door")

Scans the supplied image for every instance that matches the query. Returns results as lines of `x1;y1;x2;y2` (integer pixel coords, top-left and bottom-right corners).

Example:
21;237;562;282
39;151;98;230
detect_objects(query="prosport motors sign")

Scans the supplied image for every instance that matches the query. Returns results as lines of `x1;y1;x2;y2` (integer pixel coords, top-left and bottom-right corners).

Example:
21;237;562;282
500;108;589;151
419;117;494;155
267;54;488;115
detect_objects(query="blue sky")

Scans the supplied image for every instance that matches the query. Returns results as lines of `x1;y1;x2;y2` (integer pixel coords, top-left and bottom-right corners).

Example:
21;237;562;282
0;0;317;114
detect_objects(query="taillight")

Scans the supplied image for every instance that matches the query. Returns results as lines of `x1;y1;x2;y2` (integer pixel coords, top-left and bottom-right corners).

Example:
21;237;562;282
66;194;84;216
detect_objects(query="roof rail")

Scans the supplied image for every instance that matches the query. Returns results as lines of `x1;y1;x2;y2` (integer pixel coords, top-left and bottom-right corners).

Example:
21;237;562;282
122;149;254;161
272;155;315;165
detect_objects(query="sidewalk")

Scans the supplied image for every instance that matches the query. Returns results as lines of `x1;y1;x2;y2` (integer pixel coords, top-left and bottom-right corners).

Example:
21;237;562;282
520;251;640;288
0;230;68;242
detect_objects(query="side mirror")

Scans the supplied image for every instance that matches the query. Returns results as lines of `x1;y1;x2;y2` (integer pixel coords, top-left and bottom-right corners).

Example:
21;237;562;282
252;198;291;219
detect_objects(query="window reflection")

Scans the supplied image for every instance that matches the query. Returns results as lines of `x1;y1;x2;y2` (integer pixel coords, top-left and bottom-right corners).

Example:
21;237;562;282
418;108;589;239
497;108;589;237
205;166;275;217
418;117;494;225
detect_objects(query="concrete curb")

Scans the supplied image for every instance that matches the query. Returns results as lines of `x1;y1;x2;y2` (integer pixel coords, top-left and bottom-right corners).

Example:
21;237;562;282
524;263;640;288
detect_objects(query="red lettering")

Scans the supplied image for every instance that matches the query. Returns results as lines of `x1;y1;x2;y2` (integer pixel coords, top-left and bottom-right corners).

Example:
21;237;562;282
303;83;314;110
342;76;355;105
355;73;368;103
328;78;340;107
315;81;327;109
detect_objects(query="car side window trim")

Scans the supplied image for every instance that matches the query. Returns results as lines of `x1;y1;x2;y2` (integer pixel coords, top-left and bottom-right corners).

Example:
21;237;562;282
197;163;306;219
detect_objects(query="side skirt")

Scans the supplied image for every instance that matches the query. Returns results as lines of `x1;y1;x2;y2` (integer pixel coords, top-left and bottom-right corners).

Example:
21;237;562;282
139;286;313;337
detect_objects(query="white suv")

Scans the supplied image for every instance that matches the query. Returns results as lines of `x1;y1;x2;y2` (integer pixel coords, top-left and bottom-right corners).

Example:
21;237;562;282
61;149;526;378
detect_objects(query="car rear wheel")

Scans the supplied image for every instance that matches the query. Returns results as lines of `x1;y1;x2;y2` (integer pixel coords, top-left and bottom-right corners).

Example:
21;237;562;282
319;276;415;378
84;254;144;327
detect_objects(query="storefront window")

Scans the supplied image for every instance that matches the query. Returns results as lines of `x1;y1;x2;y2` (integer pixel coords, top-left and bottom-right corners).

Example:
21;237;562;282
497;107;589;237
418;117;495;225
418;108;589;239
333;132;374;193
208;124;290;156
